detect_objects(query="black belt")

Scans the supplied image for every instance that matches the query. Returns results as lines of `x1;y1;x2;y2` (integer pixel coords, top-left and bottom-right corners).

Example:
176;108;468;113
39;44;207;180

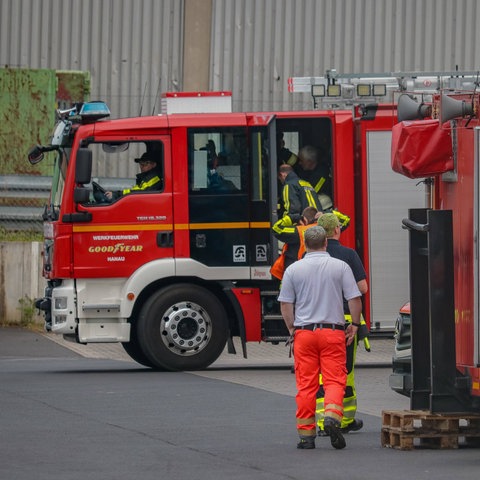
296;323;345;331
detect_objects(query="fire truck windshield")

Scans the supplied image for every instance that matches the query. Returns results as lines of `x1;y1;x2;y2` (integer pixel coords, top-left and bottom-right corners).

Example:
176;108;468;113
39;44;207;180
46;148;70;220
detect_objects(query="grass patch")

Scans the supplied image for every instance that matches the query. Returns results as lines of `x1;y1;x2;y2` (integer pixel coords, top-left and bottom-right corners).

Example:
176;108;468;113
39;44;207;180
5;295;45;330
0;228;43;242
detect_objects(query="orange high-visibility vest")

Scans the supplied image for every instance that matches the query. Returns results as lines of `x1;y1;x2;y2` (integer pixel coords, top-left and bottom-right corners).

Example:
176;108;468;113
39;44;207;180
270;223;315;280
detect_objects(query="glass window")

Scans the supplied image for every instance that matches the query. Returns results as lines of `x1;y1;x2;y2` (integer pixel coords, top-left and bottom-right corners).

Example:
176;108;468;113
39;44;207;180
276;117;333;201
85;140;164;204
188;128;247;194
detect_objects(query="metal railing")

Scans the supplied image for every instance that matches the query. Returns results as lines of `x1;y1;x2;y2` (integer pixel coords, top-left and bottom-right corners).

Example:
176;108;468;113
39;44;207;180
0;175;51;232
0;175;134;234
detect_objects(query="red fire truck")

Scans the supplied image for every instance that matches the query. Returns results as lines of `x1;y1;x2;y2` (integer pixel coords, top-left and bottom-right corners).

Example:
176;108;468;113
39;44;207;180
389;82;480;412
30;72;476;371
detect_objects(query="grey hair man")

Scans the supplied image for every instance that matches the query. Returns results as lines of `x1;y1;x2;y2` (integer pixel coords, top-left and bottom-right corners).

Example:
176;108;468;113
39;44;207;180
278;226;362;450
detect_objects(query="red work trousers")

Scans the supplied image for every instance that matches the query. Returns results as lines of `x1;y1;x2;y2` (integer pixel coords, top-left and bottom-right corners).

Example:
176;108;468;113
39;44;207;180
294;328;346;437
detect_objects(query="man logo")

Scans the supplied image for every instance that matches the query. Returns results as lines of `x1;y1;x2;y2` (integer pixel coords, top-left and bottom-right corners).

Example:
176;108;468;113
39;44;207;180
233;245;246;262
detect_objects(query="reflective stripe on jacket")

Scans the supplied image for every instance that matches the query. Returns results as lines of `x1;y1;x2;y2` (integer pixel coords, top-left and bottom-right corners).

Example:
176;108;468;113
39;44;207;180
122;171;162;195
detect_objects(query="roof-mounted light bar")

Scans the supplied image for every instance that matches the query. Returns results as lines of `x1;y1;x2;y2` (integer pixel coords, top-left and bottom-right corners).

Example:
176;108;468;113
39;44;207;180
78;101;111;122
309;80;388;109
56;101;111;123
292;70;480;109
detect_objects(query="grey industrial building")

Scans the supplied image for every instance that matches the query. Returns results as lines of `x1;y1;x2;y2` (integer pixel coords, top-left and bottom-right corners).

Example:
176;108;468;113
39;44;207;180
2;0;479;116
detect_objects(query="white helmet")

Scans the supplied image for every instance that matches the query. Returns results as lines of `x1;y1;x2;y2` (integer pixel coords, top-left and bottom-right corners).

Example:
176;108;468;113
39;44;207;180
318;193;333;211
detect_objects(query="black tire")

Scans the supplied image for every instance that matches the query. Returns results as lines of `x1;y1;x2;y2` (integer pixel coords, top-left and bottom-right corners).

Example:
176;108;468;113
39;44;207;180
121;334;158;369
136;284;229;371
121;316;157;368
122;318;166;369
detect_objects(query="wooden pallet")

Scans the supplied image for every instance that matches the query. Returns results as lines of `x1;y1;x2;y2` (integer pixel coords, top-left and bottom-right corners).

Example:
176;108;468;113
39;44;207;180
381;410;480;450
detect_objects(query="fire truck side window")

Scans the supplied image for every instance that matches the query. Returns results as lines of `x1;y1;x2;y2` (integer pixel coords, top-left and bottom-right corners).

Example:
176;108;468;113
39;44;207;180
188;128;247;194
187;128;251;265
87;140;165;204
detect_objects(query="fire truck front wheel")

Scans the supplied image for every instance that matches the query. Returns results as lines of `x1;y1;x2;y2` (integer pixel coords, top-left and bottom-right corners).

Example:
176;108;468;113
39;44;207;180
122;326;158;369
136;284;229;371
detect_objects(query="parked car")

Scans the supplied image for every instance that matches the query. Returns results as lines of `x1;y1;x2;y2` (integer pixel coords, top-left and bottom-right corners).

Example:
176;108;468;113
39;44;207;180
389;302;412;397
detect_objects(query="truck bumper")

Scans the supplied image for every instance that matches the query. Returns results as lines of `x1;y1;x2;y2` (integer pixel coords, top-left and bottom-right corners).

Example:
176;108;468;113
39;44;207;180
37;279;131;342
389;371;412;397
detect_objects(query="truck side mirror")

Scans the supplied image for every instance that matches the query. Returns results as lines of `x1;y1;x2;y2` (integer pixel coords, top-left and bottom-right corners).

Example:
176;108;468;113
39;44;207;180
74;187;91;204
27;145;45;165
76;148;92;184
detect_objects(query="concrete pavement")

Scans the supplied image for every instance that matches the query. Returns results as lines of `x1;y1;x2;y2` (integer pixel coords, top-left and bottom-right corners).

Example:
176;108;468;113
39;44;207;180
43;331;394;368
44;332;409;417
3;327;480;480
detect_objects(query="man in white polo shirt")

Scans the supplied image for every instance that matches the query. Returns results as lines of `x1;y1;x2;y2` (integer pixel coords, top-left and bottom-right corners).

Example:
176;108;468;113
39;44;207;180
278;226;362;450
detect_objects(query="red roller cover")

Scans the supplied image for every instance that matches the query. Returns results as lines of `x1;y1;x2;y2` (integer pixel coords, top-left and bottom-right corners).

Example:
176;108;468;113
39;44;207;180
391;119;453;178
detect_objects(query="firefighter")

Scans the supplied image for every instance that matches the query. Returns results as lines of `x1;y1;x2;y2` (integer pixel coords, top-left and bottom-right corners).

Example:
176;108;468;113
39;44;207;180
270;206;320;280
278;226;362;450
294;145;351;230
295;145;332;200
278;164;322;223
316;213;369;436
105;151;162;201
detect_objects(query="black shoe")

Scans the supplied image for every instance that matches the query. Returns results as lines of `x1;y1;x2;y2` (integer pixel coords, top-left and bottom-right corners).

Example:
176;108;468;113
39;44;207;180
324;419;346;450
340;418;363;434
297;437;315;449
317;428;328;437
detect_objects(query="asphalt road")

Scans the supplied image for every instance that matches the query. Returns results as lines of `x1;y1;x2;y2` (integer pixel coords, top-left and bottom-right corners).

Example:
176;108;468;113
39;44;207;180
1;327;479;480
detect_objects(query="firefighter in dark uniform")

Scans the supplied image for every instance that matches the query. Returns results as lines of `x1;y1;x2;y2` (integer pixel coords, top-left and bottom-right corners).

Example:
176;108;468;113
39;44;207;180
278;164;322;224
294;144;352;231
295;145;332;203
316;213;369;435
105;152;162;201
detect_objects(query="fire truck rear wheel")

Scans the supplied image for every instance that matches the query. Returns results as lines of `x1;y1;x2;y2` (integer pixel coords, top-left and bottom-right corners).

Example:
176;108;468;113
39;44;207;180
136;284;229;371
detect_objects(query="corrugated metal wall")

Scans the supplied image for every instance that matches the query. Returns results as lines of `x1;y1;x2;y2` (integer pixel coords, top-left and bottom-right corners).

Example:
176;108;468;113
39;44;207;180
0;0;184;119
210;0;480;111
1;0;480;114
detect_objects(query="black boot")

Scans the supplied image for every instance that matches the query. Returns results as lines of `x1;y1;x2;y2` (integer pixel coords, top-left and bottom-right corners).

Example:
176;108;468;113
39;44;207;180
324;418;346;450
340;418;363;434
297;436;315;449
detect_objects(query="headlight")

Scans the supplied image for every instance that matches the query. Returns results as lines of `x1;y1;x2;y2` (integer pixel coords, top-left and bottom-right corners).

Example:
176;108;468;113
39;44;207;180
53;315;67;325
55;297;68;309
